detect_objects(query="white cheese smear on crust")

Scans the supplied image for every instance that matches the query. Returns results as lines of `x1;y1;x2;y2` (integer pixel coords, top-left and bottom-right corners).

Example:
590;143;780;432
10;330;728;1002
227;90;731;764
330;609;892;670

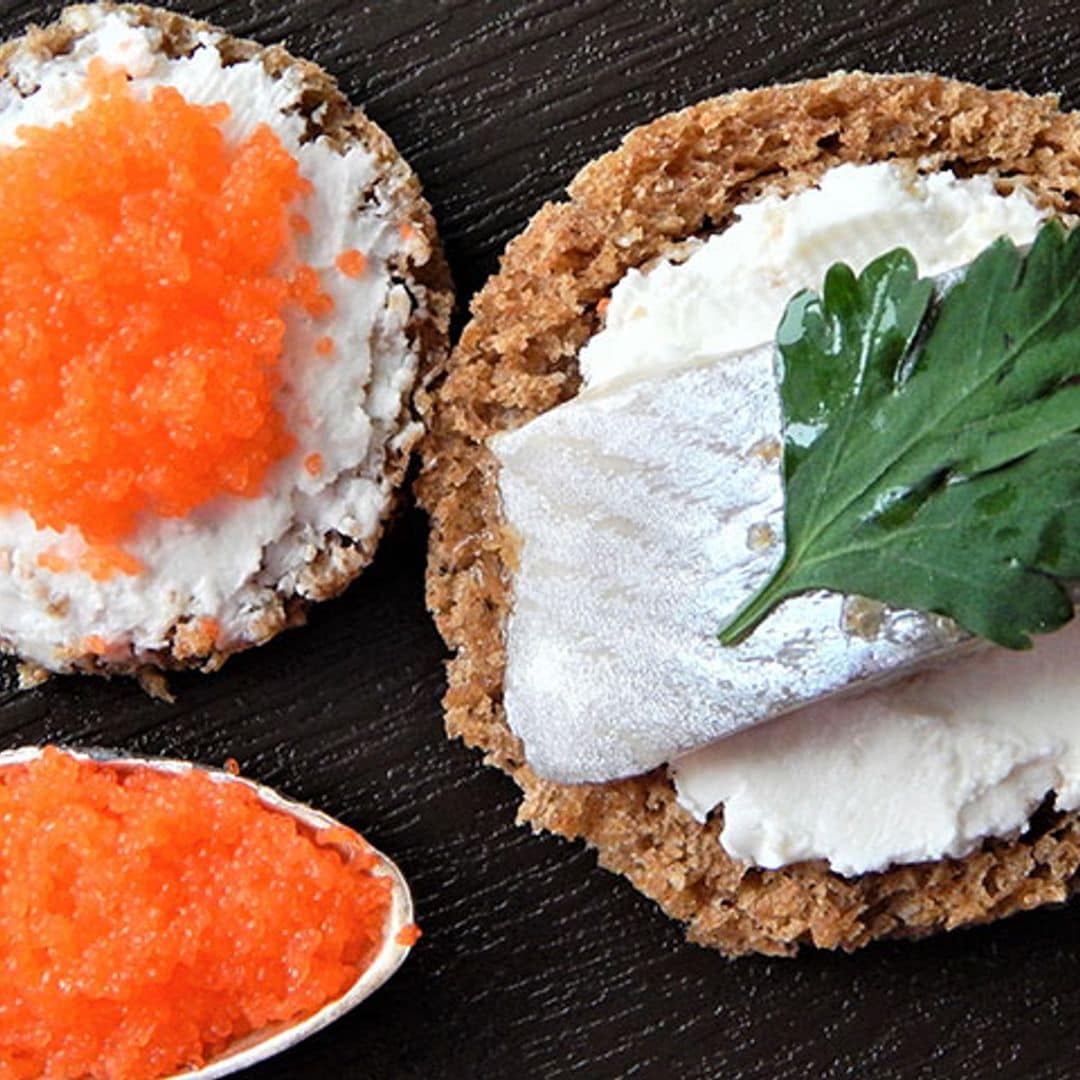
0;8;428;669
493;161;1080;876
673;619;1080;877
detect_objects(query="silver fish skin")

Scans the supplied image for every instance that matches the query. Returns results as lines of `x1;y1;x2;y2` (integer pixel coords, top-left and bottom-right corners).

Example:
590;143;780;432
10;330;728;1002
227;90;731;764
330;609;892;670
492;336;974;785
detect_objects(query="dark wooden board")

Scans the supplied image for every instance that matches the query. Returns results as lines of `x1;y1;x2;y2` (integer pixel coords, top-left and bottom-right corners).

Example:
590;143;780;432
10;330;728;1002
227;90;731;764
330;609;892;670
0;0;1079;1076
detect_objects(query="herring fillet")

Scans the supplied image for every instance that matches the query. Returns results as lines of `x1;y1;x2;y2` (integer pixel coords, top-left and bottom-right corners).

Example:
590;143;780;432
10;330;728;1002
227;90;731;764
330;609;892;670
492;343;972;785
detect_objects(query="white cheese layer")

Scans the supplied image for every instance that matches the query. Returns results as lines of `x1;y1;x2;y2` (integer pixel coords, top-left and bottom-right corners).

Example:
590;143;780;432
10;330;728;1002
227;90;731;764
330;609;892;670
579;162;1043;389
672;621;1080;877
497;160;1075;875
0;7;429;669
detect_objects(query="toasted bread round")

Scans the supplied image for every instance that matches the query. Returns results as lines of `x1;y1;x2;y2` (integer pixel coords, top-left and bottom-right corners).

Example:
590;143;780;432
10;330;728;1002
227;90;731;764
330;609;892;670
0;3;452;677
417;72;1080;956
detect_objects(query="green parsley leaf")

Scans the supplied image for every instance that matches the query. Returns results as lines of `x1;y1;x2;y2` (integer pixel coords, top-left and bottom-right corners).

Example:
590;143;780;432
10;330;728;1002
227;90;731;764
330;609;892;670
718;220;1080;650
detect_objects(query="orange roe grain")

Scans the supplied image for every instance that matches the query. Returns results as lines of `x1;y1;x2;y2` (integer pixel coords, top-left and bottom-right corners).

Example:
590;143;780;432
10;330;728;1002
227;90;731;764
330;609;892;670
79;544;143;582
36;549;71;574
0;64;321;550
315;335;335;357
0;748;392;1080
304;452;323;477
335;248;367;278
396;923;422;947
289;264;335;318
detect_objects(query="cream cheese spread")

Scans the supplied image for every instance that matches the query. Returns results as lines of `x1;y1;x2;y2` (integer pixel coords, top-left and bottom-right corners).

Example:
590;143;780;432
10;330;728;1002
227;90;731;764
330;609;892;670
579;162;1043;389
494;160;1076;875
672;619;1080;876
0;7;429;669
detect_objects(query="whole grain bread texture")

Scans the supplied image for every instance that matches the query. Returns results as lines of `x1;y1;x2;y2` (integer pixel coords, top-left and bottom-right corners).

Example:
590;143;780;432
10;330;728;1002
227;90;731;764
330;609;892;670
0;3;453;677
417;72;1080;956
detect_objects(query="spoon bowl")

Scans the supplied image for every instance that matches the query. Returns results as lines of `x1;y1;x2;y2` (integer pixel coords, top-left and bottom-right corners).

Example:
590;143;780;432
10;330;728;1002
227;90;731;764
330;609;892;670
0;745;415;1080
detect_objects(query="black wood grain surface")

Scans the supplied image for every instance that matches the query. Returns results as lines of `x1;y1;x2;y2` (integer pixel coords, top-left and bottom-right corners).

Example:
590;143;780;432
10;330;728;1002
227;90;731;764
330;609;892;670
1;1;1079;1077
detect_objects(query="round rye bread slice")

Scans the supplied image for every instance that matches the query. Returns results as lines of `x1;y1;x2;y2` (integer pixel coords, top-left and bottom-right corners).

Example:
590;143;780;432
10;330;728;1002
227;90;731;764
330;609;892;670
0;3;452;678
417;72;1080;956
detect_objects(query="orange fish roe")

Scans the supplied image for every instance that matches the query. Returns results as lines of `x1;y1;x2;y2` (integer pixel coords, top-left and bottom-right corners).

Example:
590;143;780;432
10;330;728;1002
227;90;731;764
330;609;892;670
36;549;71;575
79;544;143;582
335;248;367;278
396;923;423;947
315;335;335;357
0;748;393;1080
304;452;324;477
0;63;323;550
289;264;336;318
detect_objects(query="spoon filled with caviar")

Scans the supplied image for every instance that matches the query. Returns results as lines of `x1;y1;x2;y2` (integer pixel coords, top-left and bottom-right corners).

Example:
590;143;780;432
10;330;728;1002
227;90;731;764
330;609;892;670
0;745;417;1080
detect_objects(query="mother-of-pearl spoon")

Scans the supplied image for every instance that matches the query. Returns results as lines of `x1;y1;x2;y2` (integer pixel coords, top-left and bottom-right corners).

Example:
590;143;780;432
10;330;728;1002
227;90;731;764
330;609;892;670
0;745;415;1080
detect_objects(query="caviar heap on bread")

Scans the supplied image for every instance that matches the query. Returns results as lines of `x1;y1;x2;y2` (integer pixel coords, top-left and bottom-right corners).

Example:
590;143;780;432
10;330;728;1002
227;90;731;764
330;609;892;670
418;73;1080;955
0;4;451;675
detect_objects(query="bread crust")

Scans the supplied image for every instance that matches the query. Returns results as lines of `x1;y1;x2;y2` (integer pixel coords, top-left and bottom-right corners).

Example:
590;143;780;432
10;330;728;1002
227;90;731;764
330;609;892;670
0;3;454;676
417;72;1080;955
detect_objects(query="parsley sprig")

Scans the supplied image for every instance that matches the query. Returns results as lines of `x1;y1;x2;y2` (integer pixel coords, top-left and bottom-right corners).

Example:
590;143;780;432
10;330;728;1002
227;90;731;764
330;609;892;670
718;221;1080;650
